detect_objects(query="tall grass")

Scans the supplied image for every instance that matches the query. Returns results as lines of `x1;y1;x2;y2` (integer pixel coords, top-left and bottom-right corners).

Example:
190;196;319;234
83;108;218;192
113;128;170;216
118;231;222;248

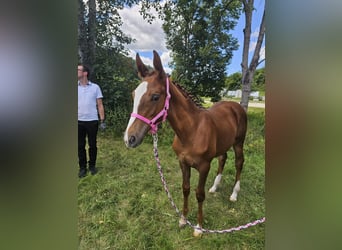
105;106;131;137
78;109;265;249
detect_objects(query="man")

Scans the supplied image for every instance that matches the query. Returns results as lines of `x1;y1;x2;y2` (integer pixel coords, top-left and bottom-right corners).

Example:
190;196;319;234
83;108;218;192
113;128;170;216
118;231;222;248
78;64;105;178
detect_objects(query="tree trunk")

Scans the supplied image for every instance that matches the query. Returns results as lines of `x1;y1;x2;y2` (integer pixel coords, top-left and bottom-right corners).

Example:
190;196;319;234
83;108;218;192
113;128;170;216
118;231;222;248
78;0;87;63
240;0;253;111
87;0;97;73
240;0;265;112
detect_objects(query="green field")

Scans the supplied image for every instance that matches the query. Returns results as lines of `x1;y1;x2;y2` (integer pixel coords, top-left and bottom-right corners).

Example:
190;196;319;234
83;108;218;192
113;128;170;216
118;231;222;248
78;109;265;249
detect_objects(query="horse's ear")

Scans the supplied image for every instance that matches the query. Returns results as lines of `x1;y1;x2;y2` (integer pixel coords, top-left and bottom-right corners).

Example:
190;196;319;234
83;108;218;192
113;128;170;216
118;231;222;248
136;53;149;78
153;50;165;76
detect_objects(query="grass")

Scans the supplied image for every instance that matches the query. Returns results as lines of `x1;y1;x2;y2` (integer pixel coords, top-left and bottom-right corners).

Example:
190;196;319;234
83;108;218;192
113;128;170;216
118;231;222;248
78;109;265;249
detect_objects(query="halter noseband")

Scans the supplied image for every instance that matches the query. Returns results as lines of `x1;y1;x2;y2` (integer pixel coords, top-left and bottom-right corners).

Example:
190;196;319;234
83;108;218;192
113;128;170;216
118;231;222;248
130;78;171;134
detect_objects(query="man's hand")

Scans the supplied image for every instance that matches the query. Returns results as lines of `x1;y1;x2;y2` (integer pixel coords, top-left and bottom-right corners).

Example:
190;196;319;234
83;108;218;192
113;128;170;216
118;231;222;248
99;121;106;131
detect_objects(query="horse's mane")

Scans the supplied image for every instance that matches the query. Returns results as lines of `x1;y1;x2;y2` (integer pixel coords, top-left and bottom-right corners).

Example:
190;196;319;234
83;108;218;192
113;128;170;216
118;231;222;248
147;70;205;109
171;80;204;109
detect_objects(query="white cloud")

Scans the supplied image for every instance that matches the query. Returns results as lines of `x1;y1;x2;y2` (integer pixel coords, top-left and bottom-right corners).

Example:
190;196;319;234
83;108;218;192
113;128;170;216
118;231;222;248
249;27;265;61
251;28;260;38
260;46;265;61
118;3;264;74
249;41;265;61
118;4;172;73
249;41;257;52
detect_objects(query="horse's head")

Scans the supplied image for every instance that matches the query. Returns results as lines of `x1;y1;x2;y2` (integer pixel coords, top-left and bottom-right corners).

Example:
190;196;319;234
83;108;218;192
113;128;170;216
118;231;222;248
124;50;169;148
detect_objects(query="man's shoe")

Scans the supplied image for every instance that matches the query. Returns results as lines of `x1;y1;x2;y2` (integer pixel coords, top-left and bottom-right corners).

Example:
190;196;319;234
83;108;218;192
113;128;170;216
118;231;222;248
89;167;98;175
78;168;87;178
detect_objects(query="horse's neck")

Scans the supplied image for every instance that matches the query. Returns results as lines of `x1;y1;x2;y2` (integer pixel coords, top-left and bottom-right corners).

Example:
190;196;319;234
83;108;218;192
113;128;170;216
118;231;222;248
167;82;201;141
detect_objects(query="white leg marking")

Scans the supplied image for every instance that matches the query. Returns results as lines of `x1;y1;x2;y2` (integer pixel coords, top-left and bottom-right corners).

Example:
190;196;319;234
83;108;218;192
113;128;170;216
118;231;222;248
193;224;203;237
124;81;148;146
179;215;187;228
209;174;222;193
229;180;240;202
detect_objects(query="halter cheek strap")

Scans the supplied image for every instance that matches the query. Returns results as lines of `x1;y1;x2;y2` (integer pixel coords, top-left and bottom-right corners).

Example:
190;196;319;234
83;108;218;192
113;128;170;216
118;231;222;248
130;78;171;134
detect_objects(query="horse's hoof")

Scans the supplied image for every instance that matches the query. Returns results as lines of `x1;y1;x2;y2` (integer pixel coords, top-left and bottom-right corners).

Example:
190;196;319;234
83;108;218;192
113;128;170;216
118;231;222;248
179;217;187;228
193;228;203;237
208;187;216;193
229;195;237;202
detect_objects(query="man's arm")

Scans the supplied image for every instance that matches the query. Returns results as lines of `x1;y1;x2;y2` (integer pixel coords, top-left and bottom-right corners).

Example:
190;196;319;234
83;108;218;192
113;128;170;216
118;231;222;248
97;98;105;122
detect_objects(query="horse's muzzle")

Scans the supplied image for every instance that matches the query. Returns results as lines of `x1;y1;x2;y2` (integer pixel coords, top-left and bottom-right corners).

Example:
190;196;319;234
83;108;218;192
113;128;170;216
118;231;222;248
126;135;138;148
124;121;150;148
124;129;147;148
125;134;144;148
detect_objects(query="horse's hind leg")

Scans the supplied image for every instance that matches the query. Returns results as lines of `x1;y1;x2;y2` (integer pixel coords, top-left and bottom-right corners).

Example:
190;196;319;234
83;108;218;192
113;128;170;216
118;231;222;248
230;143;244;202
209;153;227;193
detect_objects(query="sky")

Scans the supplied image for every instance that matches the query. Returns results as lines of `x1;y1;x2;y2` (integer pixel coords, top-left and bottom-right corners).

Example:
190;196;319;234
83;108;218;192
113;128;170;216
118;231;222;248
118;0;265;75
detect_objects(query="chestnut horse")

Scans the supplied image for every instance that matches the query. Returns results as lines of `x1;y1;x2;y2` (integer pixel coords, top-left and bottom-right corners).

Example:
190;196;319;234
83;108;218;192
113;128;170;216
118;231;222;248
124;51;247;237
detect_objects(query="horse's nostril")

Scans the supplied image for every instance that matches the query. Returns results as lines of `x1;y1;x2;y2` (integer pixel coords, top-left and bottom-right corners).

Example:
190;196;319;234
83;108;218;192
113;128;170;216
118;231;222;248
129;136;136;145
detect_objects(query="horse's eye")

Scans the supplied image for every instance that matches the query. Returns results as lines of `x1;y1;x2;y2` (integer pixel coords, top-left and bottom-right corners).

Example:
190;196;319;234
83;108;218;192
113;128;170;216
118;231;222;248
151;94;160;102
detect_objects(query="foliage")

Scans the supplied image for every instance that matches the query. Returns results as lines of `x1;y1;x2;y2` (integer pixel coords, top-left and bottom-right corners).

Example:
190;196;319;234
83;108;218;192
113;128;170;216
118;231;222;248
91;48;140;136
95;0;134;50
78;0;163;66
78;109;265;249
252;67;265;91
105;106;130;137
162;0;242;102
225;67;265;92
225;72;242;90
78;1;165;136
78;0;126;65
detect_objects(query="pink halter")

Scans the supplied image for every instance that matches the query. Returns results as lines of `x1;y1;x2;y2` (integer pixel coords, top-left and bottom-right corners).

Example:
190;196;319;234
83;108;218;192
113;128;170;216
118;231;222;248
130;78;171;134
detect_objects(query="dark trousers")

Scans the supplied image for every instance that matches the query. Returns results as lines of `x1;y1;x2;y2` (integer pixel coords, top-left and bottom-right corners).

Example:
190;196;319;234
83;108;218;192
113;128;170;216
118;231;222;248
78;120;99;170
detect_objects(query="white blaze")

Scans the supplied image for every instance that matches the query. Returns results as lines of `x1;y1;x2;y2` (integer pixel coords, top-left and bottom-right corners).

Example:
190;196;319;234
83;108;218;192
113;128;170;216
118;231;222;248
124;81;148;145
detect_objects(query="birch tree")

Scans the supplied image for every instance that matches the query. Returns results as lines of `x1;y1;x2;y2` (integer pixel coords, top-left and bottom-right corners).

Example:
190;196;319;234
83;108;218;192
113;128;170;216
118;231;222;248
240;0;265;111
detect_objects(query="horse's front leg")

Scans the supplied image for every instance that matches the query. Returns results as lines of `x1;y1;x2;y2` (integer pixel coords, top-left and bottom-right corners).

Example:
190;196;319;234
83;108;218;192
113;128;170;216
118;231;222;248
179;161;191;228
193;162;210;237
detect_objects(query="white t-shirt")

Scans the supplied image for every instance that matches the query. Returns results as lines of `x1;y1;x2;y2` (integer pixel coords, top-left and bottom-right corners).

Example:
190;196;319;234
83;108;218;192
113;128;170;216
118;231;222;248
78;81;103;121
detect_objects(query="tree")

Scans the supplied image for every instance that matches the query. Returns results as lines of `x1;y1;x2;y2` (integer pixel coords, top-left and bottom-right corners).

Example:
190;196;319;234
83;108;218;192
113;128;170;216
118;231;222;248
225;72;242;90
78;0;164;69
251;67;265;91
88;0;96;67
78;0;88;63
162;0;242;102
224;67;264;93
77;0;164;134
240;0;265;111
93;47;140;135
78;0;135;72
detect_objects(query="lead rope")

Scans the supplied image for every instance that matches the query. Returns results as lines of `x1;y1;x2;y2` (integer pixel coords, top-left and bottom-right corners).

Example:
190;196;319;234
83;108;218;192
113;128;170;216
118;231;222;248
152;133;265;234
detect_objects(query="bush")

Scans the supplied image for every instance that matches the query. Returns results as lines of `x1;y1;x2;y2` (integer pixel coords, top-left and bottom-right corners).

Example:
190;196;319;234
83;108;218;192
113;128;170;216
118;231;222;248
105;106;130;137
154;122;175;146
